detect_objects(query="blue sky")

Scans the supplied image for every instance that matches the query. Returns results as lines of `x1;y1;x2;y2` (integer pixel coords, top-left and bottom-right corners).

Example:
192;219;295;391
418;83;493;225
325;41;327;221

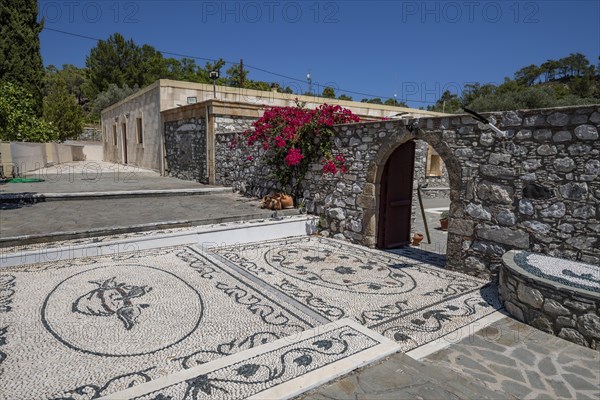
39;0;599;108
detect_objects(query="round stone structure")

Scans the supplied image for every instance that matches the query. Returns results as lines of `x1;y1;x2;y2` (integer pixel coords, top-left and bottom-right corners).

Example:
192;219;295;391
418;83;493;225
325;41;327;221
499;251;600;350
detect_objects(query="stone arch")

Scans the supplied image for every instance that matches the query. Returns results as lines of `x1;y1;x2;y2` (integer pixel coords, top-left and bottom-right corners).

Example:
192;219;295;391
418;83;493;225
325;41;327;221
361;123;465;273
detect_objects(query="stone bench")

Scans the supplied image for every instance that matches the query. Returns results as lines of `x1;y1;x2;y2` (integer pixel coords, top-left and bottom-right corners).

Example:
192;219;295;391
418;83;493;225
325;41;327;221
499;250;599;350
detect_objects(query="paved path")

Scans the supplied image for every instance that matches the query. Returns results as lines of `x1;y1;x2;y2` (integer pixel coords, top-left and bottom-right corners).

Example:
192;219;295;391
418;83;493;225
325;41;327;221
1;161;213;194
0;192;296;243
303;316;600;399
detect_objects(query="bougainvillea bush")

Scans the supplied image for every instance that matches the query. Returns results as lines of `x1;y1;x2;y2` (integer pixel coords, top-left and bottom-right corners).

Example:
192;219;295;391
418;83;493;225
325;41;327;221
232;100;360;196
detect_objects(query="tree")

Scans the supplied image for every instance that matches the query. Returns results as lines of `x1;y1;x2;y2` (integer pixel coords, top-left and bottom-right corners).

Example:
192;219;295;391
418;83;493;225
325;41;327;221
0;0;45;115
514;64;541;86
91;83;139;115
338;94;352;101
86;33;144;97
322;86;336;99
0;82;56;142
43;77;83;141
427;90;462;113
226;62;249;87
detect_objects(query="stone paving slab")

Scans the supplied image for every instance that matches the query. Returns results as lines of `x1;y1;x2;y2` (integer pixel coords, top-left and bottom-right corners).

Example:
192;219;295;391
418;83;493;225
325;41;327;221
423;317;600;399
211;236;500;350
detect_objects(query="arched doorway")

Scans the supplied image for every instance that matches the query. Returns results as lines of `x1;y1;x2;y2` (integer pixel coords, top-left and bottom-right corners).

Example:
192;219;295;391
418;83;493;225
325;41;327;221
377;140;416;249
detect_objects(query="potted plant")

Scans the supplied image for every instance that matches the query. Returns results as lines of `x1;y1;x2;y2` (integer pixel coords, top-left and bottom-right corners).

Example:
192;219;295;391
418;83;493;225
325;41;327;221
412;233;424;246
439;211;449;231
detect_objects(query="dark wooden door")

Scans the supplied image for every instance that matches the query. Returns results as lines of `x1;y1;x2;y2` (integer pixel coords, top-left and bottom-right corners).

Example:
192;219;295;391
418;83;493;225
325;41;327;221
377;141;416;249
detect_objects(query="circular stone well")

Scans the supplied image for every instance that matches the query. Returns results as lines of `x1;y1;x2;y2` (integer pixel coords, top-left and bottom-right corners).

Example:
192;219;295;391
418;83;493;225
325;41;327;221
499;251;600;350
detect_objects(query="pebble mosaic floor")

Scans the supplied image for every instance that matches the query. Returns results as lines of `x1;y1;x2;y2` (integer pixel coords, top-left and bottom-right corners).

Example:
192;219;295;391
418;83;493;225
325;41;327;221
211;236;500;350
514;251;600;293
0;236;500;399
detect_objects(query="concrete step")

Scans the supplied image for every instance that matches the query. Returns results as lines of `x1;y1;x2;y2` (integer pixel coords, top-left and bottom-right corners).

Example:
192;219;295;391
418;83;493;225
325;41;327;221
0;187;233;203
0;208;300;247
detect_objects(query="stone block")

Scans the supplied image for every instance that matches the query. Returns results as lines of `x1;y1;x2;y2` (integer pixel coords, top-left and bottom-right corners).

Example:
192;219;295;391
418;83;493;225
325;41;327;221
539;202;566;218
523;221;551;234
543;299;571;318
574;125;599;140
496;209;516;226
477;181;514;205
517;283;544;308
559;182;588;201
572;205;596;219
547;112;569;126
465;203;491;221
533;129;552;141
577;314;600;340
553;157;576;173
519;199;535;216
505;301;525;321
553;131;572;142
472;241;506;257
558;328;589;347
477;226;529;248
328;207;346;220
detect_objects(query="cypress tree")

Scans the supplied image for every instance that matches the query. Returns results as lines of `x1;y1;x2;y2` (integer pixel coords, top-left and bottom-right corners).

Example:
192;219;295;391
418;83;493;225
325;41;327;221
0;0;45;115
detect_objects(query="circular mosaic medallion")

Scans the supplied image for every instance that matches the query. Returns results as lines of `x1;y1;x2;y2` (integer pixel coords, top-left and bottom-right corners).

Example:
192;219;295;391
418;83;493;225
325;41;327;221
41;265;203;357
265;246;417;294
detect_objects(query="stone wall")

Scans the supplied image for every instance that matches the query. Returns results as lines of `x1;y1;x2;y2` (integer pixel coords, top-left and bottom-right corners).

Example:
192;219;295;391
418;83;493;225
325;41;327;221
215;105;600;280
214;116;256;134
164;117;207;183
499;253;599;350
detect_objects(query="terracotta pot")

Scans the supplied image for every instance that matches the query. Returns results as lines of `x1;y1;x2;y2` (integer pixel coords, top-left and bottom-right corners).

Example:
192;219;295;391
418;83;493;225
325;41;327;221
412;233;424;246
280;194;294;209
440;219;449;231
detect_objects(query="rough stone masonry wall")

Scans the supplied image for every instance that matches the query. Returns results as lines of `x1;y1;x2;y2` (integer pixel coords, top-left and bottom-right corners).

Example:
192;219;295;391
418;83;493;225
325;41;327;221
215;105;599;280
499;261;600;350
164;117;207;183
214;116;256;135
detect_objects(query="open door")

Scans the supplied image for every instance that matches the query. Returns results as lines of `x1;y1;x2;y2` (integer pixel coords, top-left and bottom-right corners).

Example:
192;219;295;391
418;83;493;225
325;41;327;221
377;140;416;249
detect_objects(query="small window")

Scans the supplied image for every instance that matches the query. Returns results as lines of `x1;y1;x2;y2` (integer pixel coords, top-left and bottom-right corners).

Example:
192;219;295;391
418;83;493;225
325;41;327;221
136;117;143;144
112;125;118;146
426;146;443;177
187;96;197;104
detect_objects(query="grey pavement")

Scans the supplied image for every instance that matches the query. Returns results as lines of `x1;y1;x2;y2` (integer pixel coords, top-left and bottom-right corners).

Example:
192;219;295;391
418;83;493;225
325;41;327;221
413;196;450;255
0;192;297;244
1;161;215;194
302;316;600;400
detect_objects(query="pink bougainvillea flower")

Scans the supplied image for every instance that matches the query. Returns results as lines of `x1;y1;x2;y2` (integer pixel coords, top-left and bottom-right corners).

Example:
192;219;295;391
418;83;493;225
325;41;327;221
285;147;304;166
246;155;254;161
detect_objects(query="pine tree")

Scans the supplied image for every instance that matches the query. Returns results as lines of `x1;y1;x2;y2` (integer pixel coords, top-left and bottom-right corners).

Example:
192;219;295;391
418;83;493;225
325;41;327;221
0;0;46;115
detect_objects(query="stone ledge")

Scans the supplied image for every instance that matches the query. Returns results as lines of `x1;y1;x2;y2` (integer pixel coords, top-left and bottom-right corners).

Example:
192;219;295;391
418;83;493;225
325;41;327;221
499;250;600;350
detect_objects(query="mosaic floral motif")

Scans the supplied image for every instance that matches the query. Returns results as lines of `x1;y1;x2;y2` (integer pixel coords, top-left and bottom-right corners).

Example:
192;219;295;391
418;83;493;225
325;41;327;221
0;275;16;313
50;368;154;400
138;327;379;400
174;332;282;369
72;277;153;330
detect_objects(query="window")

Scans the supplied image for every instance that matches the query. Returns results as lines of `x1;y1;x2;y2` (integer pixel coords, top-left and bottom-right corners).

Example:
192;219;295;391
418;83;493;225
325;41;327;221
112;125;118;146
122;123;127;139
426;145;443;177
187;96;197;104
136;117;143;144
